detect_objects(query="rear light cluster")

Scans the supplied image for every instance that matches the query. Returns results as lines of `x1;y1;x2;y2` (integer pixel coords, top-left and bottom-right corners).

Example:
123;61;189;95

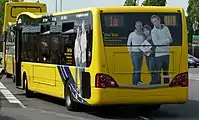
169;72;188;87
95;73;119;88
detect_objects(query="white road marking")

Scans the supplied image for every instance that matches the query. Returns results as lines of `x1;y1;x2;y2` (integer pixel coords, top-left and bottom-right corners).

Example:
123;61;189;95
137;116;150;120
0;82;26;108
0;81;90;119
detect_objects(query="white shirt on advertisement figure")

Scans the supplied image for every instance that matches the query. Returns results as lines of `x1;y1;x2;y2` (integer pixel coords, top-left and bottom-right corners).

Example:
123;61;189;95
80;20;87;68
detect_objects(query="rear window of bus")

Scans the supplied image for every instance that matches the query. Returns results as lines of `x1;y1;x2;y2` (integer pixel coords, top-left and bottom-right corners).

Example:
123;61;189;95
100;13;182;46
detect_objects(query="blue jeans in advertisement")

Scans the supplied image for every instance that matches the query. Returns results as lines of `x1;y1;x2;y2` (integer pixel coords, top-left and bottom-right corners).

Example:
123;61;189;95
79;62;86;95
155;55;170;84
131;52;143;85
146;56;157;84
75;58;86;95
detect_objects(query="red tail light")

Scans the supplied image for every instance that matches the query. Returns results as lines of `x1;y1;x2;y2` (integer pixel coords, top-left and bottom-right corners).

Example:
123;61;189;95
169;72;188;87
95;73;119;88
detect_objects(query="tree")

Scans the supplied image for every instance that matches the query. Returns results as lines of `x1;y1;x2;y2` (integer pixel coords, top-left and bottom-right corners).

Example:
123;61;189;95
187;0;199;43
0;0;7;52
0;0;6;34
142;0;167;6
124;0;137;6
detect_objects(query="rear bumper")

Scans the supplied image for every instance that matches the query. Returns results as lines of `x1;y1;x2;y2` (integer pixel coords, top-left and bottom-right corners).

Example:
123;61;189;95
87;87;188;105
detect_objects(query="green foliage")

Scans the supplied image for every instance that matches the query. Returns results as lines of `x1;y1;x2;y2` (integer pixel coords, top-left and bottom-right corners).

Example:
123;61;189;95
187;0;199;22
10;0;21;2
187;0;199;43
0;0;7;52
124;0;137;6
0;0;7;34
142;0;167;6
0;0;7;4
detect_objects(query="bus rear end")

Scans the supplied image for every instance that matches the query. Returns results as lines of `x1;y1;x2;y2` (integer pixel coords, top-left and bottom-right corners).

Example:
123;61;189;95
92;7;188;105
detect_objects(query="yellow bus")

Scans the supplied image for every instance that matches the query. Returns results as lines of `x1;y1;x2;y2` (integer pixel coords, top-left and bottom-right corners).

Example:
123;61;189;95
1;1;47;81
14;6;188;111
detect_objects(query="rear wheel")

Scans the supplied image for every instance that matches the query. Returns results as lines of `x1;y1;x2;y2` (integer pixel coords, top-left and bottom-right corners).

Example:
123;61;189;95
24;77;34;98
65;81;78;111
138;104;161;112
6;73;12;78
150;104;161;110
13;76;16;83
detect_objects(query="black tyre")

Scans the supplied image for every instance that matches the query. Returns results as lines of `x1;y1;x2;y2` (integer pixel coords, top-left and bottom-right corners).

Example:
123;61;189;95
6;73;12;78
138;104;161;112
13;75;16;83
24;78;34;98
65;81;78;111
150;104;161;111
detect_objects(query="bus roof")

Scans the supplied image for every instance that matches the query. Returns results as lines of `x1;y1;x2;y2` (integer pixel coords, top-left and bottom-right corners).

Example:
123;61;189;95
53;6;185;16
98;6;184;12
16;6;185;22
5;1;46;6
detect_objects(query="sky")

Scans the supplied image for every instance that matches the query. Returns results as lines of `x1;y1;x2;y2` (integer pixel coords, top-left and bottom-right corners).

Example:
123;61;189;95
24;0;188;15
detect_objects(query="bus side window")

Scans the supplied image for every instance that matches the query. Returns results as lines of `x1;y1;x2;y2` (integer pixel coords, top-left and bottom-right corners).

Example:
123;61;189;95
21;34;32;61
61;34;75;65
32;34;39;62
10;31;15;43
22;34;27;61
50;35;61;64
60;28;93;67
38;35;50;63
27;34;33;61
21;34;25;61
6;31;10;43
5;31;10;55
60;35;67;65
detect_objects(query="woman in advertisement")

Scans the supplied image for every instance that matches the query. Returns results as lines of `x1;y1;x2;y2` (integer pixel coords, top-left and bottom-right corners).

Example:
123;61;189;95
142;25;157;85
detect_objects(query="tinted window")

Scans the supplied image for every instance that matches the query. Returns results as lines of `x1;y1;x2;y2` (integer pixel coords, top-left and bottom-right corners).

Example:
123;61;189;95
101;13;182;46
20;12;93;66
60;29;93;67
5;29;15;55
38;35;50;63
61;34;76;66
22;34;35;61
50;35;61;64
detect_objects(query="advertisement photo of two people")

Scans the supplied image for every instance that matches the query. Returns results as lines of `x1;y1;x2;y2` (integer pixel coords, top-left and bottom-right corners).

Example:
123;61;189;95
127;14;173;86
